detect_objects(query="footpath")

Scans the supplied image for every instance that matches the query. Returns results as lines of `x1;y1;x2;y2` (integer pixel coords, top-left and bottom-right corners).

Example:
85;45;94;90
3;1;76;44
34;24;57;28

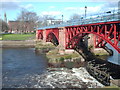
0;40;36;48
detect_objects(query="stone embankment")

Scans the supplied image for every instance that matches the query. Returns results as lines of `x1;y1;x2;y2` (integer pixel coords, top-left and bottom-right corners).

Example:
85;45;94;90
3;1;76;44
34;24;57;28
0;40;36;48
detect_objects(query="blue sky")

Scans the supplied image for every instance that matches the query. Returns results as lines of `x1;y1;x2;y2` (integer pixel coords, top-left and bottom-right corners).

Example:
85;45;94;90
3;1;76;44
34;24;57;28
0;0;119;21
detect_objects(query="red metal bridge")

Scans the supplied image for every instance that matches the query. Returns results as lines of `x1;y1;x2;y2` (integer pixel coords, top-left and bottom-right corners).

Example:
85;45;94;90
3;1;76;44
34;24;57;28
37;12;120;54
36;10;120;86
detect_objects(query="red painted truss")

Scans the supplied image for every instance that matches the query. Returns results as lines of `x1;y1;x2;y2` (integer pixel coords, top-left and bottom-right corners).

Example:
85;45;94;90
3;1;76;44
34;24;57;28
65;21;120;53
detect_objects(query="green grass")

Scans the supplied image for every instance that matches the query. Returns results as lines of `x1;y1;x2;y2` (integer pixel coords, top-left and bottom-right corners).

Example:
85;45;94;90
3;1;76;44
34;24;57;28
35;42;56;50
46;49;80;63
2;34;35;41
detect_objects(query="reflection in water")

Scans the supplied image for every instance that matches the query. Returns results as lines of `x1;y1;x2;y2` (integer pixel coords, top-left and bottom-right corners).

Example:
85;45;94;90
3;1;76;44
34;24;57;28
2;48;47;88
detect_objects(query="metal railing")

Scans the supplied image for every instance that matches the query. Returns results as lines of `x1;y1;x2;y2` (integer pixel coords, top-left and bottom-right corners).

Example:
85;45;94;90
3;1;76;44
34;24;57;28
38;9;120;30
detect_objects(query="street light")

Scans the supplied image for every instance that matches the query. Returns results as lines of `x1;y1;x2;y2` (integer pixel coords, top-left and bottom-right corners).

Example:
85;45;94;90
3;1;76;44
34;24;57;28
85;6;87;19
84;6;88;49
62;15;63;23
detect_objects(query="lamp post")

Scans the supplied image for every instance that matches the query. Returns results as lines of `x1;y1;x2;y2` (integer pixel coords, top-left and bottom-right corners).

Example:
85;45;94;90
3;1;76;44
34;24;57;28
62;15;63;23
113;9;115;19
85;6;87;19
106;11;111;21
84;6;88;49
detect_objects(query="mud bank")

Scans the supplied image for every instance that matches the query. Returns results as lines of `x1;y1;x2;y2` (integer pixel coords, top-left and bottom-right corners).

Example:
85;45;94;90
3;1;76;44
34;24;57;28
1;40;36;48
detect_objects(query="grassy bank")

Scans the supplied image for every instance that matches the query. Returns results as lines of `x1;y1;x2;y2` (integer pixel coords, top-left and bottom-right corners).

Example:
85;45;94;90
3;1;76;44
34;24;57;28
47;49;80;60
2;34;35;41
35;42;56;51
46;49;81;64
35;41;81;64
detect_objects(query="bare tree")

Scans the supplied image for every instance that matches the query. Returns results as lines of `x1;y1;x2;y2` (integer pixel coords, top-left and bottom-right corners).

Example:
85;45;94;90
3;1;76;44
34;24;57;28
16;9;39;33
69;13;82;20
38;15;55;27
0;19;9;33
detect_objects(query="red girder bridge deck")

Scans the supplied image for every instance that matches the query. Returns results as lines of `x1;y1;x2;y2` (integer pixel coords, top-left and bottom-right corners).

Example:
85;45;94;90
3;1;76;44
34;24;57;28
37;21;120;54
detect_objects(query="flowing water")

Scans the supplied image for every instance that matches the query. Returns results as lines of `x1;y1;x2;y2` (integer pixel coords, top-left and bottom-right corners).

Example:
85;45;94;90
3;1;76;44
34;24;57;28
1;45;120;88
2;48;47;88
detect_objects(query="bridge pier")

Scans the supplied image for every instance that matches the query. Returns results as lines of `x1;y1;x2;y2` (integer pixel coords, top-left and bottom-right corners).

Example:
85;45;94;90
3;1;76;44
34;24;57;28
42;29;47;44
36;30;38;40
87;34;109;55
58;27;74;54
58;27;65;50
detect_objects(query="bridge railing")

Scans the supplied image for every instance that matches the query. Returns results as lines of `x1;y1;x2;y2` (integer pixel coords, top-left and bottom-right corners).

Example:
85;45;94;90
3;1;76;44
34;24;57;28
38;9;120;30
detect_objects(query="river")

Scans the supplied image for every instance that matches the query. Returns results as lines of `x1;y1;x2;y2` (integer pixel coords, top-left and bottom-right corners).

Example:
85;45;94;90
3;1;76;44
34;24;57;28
2;48;47;88
1;46;120;88
2;47;104;88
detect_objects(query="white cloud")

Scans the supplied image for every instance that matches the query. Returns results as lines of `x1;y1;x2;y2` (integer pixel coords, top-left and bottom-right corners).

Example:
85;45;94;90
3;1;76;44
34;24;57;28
100;2;118;11
49;6;55;9
1;0;21;2
1;1;34;11
25;4;34;9
65;7;100;12
41;11;62;16
64;1;118;17
64;7;77;11
64;6;101;15
21;4;34;10
1;2;20;10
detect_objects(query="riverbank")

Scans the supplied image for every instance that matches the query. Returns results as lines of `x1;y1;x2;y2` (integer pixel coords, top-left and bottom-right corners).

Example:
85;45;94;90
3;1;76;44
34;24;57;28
1;40;36;48
35;41;85;68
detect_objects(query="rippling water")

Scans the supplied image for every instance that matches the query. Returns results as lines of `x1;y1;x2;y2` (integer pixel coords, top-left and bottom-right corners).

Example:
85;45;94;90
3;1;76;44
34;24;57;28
2;45;120;88
2;48;47;88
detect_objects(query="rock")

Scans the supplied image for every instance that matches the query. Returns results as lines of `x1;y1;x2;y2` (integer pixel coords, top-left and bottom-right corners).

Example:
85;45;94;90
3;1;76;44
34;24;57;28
23;67;104;88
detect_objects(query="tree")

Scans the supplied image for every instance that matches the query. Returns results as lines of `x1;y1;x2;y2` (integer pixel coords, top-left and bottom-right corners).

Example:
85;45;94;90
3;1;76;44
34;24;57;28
38;15;55;27
17;9;39;23
16;9;39;33
69;13;81;20
0;19;9;32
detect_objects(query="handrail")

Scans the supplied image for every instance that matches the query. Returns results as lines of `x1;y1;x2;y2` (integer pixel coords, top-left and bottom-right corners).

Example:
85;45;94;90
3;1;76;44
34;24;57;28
37;9;120;30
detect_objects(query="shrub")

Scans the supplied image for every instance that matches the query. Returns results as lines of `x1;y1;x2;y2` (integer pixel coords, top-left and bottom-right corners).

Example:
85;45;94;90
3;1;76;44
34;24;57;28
64;55;72;59
59;57;64;62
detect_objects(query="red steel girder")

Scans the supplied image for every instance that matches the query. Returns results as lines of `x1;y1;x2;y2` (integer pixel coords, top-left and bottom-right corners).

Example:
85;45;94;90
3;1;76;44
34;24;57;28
65;21;120;53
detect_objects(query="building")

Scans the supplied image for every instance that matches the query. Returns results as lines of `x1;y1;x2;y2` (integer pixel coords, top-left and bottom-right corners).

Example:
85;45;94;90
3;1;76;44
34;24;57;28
47;19;63;26
8;21;35;33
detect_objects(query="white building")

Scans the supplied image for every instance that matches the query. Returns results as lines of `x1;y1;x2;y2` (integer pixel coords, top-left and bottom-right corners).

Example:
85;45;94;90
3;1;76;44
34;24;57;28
47;19;63;25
